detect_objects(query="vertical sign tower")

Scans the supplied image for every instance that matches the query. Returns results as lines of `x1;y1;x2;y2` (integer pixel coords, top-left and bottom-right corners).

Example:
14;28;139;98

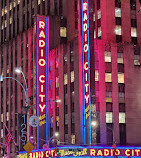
79;0;91;144
36;16;49;149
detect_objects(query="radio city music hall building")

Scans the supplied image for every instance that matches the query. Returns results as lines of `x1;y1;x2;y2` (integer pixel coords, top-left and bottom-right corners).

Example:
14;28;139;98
0;0;141;157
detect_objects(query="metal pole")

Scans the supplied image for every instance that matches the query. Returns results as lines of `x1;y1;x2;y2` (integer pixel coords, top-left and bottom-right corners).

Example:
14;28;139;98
20;71;29;143
26;90;29;143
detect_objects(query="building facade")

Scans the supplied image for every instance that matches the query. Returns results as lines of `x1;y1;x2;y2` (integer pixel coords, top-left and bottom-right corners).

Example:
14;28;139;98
0;0;141;157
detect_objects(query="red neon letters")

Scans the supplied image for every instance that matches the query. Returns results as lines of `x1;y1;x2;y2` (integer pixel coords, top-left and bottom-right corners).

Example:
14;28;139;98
38;20;46;113
83;1;90;119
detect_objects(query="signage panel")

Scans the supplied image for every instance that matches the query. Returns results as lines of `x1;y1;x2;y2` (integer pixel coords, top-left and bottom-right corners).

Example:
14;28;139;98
81;0;91;144
19;146;141;158
36;16;49;149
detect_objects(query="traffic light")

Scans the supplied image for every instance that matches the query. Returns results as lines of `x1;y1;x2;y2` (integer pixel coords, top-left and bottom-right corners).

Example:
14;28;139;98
112;144;116;154
55;146;59;155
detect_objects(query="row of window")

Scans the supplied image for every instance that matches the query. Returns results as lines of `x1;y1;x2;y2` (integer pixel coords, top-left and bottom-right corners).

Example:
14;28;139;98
106;112;125;123
64;71;74;85
115;25;137;37
1;0;20;16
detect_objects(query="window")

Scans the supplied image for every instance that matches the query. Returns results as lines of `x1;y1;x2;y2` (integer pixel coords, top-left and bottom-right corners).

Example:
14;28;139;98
97;10;101;19
106;83;112;91
94;30;96;39
119;112;125;123
65;125;68;134
118;73;124;83
64;74;68;85
105;51;111;62
106;103;113;112
131;19;137;27
10;17;12;24
98;27;101;37
18;0;21;4
106;124;113;144
97;19;101;27
117;53;123;64
1;129;3;138
115;25;121;35
71;123;75;134
93;14;95;21
97;0;100;10
1;114;3;122
119;103;125;112
131;27;137;37
70;51;74;62
71;135;75;144
95;70;99;81
134;55;140;66
106;91;112;98
38;0;41;5
71;112;75;123
60;27;67;37
118;63;124;72
6;112;9;121
119;124;126;144
131;10;136;19
106;112;113;123
119;92;124;98
118;83;125;92
115;0;121;8
56;77;59;88
116;17;121;25
115;8;121;17
130;0;136;10
105;63;112;72
10;2;12;10
70;82;74;92
71;71;74;82
105;73;112;82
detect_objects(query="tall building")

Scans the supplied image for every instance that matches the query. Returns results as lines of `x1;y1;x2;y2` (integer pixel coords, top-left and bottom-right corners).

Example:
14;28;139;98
0;0;141;157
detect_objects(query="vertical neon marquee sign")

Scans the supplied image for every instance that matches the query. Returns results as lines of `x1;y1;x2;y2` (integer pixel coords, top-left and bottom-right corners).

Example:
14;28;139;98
36;16;49;149
82;0;91;144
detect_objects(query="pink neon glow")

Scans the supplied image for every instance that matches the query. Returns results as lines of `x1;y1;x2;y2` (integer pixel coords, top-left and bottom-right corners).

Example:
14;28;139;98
83;1;90;119
38;20;47;113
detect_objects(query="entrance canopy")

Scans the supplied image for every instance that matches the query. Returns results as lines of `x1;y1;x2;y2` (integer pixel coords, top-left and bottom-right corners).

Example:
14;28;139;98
18;145;141;158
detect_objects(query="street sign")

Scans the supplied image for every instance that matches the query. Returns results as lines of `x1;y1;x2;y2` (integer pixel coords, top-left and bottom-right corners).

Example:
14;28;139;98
23;141;34;154
29;116;39;127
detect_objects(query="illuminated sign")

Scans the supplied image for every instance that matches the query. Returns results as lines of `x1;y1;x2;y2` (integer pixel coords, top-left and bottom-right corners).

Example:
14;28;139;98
19;146;141;157
81;0;91;144
36;16;49;149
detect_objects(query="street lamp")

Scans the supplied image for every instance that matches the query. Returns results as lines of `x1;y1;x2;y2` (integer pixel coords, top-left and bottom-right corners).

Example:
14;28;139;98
0;67;29;143
15;67;29;142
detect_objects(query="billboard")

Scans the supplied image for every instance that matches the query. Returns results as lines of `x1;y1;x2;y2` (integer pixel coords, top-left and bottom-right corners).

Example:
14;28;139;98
36;16;49;149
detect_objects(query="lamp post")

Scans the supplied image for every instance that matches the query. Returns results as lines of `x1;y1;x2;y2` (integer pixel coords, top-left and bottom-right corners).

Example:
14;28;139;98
0;67;29;143
15;67;29;142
